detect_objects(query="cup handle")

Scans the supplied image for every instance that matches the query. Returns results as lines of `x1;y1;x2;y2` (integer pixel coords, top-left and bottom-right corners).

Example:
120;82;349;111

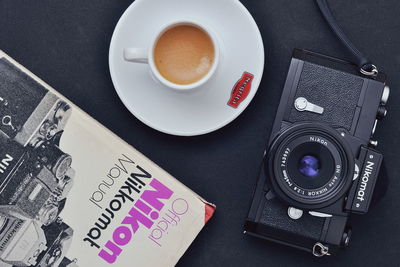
123;48;148;63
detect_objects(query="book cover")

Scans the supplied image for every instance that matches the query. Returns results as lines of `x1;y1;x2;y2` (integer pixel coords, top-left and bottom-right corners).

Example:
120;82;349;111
0;51;215;267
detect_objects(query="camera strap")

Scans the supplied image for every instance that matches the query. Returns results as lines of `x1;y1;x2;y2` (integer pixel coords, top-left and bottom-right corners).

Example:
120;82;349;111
316;0;378;77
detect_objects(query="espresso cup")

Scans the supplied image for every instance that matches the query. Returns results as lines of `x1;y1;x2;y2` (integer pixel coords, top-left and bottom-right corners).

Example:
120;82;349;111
123;20;220;91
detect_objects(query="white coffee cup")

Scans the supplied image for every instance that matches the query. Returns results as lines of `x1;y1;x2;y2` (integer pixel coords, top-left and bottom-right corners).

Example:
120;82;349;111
123;20;220;91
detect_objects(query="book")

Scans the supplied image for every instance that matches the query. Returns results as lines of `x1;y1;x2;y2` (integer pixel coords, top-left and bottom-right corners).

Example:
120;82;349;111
0;51;215;267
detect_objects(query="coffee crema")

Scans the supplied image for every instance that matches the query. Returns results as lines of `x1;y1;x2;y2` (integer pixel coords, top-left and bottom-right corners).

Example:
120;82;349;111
154;25;215;85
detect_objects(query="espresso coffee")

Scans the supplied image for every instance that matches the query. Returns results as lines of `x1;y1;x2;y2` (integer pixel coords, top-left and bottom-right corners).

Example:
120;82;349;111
154;25;215;85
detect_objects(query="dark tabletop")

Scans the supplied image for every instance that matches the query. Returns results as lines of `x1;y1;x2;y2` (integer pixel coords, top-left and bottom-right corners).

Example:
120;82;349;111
1;0;399;266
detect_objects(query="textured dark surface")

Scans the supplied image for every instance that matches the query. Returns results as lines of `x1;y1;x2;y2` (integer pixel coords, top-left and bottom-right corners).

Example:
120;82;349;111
0;0;399;266
288;62;363;130
260;198;325;240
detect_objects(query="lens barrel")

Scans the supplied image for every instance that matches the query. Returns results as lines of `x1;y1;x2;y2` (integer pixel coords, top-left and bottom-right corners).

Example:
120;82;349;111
267;123;354;209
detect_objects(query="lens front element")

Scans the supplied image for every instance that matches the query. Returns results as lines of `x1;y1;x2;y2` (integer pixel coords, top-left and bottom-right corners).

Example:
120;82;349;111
298;155;320;178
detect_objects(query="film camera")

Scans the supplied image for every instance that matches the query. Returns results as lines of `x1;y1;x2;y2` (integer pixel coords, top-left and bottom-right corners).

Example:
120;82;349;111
245;50;390;256
0;58;77;266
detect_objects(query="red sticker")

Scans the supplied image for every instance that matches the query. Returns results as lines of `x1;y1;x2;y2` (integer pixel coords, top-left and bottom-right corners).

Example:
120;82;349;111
228;72;254;108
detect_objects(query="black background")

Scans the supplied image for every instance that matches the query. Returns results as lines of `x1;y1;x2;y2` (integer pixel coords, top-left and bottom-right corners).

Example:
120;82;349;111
1;0;399;266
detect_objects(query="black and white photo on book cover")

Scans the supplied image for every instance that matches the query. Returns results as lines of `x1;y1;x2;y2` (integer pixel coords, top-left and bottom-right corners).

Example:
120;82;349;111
0;57;77;267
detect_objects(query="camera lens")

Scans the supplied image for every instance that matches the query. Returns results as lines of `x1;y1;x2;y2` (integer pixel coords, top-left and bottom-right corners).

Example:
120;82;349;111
39;143;72;180
298;155;320;178
268;124;354;208
53;154;72;180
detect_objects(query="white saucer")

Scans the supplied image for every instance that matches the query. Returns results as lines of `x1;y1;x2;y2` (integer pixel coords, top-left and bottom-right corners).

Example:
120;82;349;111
109;0;264;136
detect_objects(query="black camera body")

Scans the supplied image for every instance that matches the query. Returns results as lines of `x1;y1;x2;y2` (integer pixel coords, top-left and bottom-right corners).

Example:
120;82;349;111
0;58;78;266
245;49;389;256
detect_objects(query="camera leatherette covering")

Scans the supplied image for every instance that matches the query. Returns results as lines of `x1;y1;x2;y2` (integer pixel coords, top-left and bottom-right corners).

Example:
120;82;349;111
259;198;324;240
288;62;363;131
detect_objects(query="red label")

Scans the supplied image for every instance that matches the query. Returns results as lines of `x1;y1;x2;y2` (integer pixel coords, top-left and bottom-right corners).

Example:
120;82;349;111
228;72;254;108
